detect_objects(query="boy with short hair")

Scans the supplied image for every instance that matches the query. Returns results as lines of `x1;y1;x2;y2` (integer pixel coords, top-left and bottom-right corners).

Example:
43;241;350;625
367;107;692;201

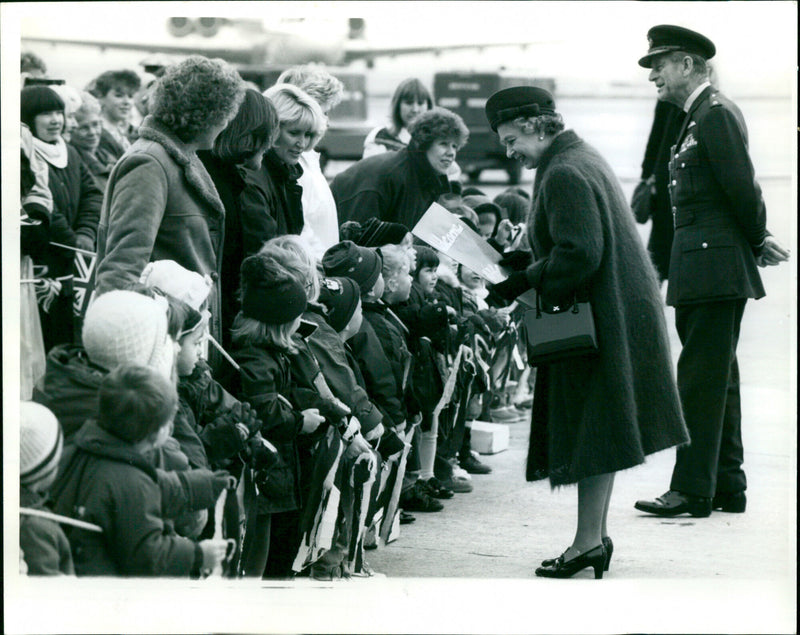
51;364;230;577
89;69;142;160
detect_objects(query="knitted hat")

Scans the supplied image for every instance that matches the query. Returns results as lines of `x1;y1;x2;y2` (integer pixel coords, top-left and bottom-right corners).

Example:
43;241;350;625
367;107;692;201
20;86;65;129
82;290;175;379
240;254;307;324
321;240;382;294
318;276;360;333
20;401;63;491
354;218;409;248
139;260;213;311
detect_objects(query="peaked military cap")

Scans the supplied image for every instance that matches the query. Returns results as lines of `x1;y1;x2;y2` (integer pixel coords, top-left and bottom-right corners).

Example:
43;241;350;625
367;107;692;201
485;86;556;132
638;25;716;68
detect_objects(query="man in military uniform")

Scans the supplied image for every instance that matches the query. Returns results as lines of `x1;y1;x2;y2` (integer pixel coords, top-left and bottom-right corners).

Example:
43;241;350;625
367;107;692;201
634;25;789;517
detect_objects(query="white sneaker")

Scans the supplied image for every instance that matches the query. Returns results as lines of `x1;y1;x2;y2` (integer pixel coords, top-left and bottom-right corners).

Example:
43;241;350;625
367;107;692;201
451;465;472;481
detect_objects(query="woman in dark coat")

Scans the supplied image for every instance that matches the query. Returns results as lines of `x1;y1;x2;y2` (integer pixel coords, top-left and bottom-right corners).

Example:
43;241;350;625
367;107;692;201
95;56;245;355
21;86;103;351
198;89;280;352
488;87;688;579
238;83;327;244
331;107;467;229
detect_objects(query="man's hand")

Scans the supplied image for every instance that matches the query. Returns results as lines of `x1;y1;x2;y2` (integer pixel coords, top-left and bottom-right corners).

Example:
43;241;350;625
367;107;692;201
490;271;531;302
343;433;372;460
758;236;790;267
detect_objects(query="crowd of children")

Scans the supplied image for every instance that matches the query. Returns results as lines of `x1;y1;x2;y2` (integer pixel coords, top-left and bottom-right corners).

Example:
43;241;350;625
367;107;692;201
19;51;535;579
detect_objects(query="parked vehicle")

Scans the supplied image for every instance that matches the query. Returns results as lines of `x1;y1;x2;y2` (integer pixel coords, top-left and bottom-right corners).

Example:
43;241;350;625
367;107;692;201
433;71;556;183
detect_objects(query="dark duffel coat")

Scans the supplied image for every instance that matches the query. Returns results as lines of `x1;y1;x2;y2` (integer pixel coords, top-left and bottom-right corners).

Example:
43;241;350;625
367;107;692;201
665;86;767;306
522;130;689;486
330;146;450;229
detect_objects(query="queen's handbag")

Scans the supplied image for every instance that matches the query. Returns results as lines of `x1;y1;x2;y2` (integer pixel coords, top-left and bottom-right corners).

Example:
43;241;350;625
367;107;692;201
521;290;598;366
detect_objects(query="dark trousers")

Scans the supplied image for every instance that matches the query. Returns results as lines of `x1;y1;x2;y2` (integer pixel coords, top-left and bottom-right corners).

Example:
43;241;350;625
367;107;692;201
670;299;747;498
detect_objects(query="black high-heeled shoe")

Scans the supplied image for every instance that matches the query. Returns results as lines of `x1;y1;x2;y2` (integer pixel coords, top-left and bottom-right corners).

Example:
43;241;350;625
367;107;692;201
541;537;614;571
535;544;606;579
602;536;613;572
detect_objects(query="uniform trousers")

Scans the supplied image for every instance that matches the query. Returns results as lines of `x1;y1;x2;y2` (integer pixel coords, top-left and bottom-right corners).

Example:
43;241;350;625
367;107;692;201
670;299;747;498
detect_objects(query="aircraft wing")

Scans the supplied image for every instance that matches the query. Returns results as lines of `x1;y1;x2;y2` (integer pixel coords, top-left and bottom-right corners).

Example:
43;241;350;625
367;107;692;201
342;40;539;64
21;36;260;65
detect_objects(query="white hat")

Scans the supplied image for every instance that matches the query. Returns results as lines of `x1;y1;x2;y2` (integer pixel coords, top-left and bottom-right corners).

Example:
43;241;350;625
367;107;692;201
139;260;213;311
82;290;175;379
20;401;63;491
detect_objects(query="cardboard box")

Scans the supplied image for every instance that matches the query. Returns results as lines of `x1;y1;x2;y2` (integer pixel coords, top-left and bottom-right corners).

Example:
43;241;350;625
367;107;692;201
469;420;510;455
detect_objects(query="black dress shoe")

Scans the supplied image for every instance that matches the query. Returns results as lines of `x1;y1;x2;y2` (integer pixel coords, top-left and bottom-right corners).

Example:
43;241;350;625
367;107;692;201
634;490;711;517
399;510;416;524
712;491;746;513
535;544;606;579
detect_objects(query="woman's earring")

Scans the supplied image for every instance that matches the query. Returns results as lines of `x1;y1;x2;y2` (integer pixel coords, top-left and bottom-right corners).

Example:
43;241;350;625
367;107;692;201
538;135;544;141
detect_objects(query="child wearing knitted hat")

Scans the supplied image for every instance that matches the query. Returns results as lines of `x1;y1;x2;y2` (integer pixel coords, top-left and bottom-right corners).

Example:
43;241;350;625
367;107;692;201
50;364;231;576
231;253;325;578
19;401;75;575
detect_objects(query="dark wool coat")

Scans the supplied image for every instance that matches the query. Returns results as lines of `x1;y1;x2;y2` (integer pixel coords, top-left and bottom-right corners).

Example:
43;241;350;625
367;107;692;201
233;342;304;514
302;306;384;437
95;116;226;346
347;317;405;429
50;421;199;577
197;151;248;351
45;144;102;271
362;301;415;422
522;130;689;486
330;146;451;229
239;149;305;246
19;489;75;576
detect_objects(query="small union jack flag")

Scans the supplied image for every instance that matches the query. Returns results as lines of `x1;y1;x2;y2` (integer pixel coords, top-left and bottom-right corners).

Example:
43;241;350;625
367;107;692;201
72;249;97;320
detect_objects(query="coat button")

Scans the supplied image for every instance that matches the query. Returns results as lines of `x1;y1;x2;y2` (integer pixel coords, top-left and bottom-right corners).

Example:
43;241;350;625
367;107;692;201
672;179;677;185
681;163;685;168
672;206;677;213
702;242;708;249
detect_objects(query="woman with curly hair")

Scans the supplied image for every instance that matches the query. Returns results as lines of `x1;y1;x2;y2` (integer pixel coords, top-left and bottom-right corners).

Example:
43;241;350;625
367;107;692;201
95;55;245;356
197;88;280;351
363;78;463;191
239;83;327;248
332;107;468;228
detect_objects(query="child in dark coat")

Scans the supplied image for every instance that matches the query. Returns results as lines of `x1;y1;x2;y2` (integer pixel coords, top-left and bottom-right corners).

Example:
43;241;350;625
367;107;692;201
19;401;74;575
231;253;325;578
50;365;231;577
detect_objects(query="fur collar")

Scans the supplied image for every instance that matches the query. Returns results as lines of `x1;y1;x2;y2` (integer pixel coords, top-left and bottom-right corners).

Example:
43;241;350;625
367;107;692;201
535;130;582;178
136;116;225;218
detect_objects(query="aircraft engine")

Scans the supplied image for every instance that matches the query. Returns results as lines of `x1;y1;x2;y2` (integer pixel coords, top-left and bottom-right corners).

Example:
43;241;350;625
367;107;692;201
196;17;225;38
167;17;194;37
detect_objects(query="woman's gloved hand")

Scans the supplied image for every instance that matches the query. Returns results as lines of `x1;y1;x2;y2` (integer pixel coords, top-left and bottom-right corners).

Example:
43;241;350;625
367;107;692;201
498;250;532;272
490;271;531;302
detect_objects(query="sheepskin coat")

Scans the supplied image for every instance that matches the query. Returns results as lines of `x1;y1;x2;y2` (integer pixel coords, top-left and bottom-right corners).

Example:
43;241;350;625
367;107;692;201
95;116;226;346
522;130;688;486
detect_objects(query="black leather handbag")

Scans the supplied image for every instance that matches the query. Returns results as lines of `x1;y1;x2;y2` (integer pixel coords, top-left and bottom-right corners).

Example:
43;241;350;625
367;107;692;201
521;290;598;366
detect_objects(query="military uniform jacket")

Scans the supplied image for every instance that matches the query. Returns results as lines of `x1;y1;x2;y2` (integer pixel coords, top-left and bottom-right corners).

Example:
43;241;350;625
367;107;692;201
666;86;767;306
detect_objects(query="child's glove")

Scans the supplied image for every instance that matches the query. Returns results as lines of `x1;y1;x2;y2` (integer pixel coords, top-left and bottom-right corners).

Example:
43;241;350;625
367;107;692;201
245;436;280;471
231;401;262;437
318;397;351;423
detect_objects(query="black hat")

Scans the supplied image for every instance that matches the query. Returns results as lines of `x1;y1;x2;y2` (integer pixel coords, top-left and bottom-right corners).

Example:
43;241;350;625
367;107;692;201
321;240;382;294
638;25;716;68
20;85;65;130
240;254;307;325
485;86;556;132
318;276;360;333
